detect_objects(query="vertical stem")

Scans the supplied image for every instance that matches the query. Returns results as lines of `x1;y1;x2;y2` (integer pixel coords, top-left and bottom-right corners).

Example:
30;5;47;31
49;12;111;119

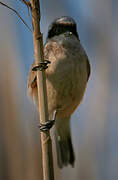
30;1;54;180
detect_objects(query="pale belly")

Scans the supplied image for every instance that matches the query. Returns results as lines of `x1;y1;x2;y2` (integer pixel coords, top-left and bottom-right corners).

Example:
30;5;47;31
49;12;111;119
46;60;87;117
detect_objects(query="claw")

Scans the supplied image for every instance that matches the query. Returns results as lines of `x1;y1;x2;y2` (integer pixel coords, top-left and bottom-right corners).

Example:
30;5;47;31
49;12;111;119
39;120;55;132
38;110;58;132
32;60;51;72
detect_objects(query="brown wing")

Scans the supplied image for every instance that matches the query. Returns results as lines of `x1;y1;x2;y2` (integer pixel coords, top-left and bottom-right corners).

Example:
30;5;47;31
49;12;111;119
27;63;37;89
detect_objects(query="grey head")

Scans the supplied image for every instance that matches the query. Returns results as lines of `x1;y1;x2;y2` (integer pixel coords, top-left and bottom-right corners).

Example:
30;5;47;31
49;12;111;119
47;16;79;40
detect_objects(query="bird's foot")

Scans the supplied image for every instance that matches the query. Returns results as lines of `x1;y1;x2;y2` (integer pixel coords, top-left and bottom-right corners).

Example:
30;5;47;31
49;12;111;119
32;60;51;71
39;120;55;132
38;110;58;132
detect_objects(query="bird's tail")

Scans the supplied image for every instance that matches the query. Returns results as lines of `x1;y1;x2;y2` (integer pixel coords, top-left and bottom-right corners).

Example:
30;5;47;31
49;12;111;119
54;116;75;168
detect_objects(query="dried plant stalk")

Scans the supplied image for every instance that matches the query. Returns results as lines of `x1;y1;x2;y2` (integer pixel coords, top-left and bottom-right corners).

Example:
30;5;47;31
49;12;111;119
30;1;54;180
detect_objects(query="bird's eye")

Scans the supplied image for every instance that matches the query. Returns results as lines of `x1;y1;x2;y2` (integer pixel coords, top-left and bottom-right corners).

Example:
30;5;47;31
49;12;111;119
64;31;73;37
69;32;73;35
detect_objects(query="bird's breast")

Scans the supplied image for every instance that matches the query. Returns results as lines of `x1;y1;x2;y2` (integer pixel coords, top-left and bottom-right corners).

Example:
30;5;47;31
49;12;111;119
45;42;87;116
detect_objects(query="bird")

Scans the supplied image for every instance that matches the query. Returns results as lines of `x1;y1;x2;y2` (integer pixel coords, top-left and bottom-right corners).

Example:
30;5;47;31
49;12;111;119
27;16;91;168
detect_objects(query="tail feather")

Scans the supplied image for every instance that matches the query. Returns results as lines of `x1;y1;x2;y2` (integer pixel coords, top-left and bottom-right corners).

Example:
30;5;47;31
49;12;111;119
54;117;75;168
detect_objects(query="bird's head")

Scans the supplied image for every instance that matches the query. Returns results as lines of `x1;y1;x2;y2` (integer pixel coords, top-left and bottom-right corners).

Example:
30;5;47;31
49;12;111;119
47;16;79;40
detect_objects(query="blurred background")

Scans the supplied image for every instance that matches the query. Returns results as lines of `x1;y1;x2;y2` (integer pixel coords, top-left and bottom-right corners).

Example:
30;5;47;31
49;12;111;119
0;0;117;179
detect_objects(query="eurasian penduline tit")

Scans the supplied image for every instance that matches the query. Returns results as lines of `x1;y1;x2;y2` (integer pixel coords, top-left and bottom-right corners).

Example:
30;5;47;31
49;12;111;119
27;16;91;168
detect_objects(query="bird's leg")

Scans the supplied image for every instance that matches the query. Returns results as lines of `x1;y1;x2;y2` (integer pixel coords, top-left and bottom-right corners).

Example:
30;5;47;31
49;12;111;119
39;110;58;132
52;109;58;121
